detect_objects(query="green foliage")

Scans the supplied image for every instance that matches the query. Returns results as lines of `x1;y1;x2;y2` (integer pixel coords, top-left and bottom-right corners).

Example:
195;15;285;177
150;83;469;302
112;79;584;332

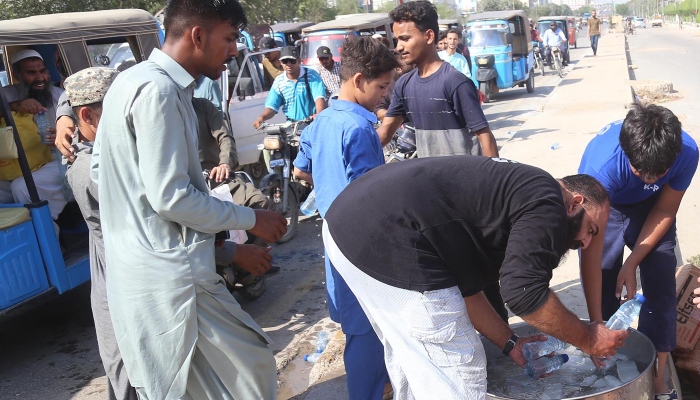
335;0;362;15
478;0;527;12
435;3;459;19
375;2;397;13
531;3;568;19
664;0;699;22
688;254;700;267
615;3;630;16
297;0;338;23
0;0;166;19
577;5;592;16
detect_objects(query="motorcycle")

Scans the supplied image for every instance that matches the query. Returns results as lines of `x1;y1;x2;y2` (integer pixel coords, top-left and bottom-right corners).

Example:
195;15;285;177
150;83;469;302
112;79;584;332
532;42;546;77
549;46;564;78
384;125;417;163
204;169;268;301
258;118;313;243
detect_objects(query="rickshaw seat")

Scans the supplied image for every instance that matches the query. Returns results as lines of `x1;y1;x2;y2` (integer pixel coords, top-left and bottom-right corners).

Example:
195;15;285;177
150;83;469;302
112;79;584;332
0;207;31;230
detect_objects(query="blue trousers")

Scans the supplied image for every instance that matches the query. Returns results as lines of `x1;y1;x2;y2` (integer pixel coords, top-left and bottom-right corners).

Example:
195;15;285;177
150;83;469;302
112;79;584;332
590;34;600;55
326;255;389;399
601;194;677;352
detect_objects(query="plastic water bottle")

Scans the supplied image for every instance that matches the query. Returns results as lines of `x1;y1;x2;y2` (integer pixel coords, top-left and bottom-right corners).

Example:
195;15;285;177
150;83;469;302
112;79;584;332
522;336;570;361
550;142;561;150
315;331;329;353
605;294;646;330
524;354;569;378
304;352;321;363
300;189;317;216
35;111;51;145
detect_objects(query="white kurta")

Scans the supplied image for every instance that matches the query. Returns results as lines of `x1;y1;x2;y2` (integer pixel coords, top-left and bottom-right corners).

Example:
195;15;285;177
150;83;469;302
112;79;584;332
91;49;275;399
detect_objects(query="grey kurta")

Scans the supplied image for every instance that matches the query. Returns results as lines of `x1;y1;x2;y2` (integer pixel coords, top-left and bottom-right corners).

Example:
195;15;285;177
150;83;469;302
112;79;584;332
65;143;137;400
91;49;275;400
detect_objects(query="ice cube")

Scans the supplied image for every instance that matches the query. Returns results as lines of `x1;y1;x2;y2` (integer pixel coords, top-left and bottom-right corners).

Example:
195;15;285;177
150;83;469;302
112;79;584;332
612;353;630;361
604;375;623;387
541;382;563;400
581;375;598;387
592;378;610;389
616;360;639;383
598;358;615;373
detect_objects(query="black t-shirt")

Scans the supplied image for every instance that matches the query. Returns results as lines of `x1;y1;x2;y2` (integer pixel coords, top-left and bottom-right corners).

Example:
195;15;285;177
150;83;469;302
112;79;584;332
325;156;569;316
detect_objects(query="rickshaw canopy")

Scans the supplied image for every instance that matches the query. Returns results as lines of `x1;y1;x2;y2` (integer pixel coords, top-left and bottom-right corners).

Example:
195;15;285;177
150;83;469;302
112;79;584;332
302;13;391;34
271;22;314;33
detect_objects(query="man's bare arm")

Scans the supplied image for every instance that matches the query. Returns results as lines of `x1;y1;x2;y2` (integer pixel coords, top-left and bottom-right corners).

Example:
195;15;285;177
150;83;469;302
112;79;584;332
580;230;605;322
474;126;499;157
253;108;277;129
293;167;313;185
376;115;404;147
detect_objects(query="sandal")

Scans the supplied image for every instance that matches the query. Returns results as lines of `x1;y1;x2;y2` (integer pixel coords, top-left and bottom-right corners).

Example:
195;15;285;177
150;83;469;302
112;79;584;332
654;389;678;400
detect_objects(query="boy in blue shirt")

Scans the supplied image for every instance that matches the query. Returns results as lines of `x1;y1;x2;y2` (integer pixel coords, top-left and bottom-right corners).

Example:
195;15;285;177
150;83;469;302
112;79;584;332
293;36;400;400
579;104;698;400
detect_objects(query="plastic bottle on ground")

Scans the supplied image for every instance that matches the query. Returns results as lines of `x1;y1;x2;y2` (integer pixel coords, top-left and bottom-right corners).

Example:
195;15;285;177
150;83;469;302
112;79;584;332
304;352;321;363
315;331;329;353
300;189;317;216
35;111;51;145
524;354;569;378
550;142;561;150
522;336;570;361
605;294;645;330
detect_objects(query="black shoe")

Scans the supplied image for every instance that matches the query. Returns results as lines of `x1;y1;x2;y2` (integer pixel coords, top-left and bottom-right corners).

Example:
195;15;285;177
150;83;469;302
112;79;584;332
265;266;281;276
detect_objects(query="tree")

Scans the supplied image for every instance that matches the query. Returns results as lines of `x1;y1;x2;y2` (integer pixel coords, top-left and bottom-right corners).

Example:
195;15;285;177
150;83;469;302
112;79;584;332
335;0;362;15
616;3;631;16
298;0;338;23
577;5;592;16
479;0;526;12
0;0;166;19
375;1;396;13
435;3;459;19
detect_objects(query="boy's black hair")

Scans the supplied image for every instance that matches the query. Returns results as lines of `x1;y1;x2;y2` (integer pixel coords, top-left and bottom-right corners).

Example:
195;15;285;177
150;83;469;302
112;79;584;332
389;0;440;39
446;28;461;38
164;0;247;41
559;174;609;207
619;103;682;181
339;36;400;82
437;30;447;42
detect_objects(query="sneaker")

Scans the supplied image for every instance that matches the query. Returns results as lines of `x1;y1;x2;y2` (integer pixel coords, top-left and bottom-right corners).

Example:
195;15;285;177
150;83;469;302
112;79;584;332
655;390;679;400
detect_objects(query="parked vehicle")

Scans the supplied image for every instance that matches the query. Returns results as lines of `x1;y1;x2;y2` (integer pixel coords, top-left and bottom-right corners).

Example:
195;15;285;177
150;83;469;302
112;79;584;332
384;125;417;163
635;17;647;28
271;22;314;47
224;45;286;179
438;19;462;32
467;10;535;103
300;13;393;66
651;15;663;27
0;9;162;319
537;17;572;64
257;119;312;243
567;16;578;48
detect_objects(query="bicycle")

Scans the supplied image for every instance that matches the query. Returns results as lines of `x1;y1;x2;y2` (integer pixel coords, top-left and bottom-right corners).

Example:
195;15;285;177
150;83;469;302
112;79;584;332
550;46;564;78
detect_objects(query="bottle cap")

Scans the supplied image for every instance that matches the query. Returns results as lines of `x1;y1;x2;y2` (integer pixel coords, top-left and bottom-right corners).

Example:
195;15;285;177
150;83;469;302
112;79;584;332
634;294;646;303
561;354;569;363
303;355;309;361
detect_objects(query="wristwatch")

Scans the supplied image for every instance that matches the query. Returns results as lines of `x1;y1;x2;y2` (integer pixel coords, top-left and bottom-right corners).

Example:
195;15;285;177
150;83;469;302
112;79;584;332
502;334;519;356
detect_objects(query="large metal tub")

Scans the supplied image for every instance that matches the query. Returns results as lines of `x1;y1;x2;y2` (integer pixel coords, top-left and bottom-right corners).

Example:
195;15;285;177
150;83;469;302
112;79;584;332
482;322;655;400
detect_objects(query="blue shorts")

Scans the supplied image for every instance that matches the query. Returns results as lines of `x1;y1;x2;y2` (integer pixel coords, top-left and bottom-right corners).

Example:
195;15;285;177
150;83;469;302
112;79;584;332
601;194;677;352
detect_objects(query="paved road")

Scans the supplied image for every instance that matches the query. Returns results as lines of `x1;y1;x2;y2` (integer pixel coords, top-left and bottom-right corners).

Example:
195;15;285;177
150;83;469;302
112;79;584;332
485;27;606;148
0;30;610;400
626;25;700;134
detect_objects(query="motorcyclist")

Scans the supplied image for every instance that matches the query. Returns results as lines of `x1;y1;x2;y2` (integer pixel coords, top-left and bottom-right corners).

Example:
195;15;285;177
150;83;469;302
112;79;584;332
530;21;542;43
542;21;568;68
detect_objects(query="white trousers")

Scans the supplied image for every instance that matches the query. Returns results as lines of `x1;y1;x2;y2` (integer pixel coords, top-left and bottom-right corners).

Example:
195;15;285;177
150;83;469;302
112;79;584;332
323;222;487;400
0;160;67;219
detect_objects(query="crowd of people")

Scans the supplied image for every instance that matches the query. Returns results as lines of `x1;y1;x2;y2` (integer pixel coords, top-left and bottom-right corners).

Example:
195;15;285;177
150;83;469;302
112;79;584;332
0;1;696;400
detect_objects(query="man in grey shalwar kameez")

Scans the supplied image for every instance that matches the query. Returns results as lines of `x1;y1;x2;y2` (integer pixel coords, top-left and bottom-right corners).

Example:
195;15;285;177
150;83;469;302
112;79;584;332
89;1;288;399
64;68;138;400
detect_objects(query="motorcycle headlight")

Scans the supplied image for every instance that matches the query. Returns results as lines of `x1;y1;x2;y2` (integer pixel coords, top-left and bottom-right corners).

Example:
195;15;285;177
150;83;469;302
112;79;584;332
478;58;489;66
263;135;282;150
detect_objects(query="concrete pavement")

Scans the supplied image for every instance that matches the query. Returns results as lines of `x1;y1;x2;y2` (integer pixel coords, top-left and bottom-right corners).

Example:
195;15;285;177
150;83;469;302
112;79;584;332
286;31;638;400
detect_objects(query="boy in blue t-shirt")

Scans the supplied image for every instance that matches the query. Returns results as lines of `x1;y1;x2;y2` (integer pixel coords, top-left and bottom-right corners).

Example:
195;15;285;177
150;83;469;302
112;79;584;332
293;37;400;400
579;104;698;400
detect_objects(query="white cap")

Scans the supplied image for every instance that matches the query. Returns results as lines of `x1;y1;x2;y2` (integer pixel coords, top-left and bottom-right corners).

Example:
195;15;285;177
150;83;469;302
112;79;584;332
372;33;383;39
11;49;43;65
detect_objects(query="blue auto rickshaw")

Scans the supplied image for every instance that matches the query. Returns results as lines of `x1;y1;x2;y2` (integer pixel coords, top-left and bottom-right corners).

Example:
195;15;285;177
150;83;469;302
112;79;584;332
271;22;314;47
466;10;535;103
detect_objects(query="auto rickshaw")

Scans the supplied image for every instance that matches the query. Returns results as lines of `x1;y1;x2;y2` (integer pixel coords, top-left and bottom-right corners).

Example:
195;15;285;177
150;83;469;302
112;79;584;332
271;22;314;47
538;16;574;62
0;9;161;319
466;10;535;103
